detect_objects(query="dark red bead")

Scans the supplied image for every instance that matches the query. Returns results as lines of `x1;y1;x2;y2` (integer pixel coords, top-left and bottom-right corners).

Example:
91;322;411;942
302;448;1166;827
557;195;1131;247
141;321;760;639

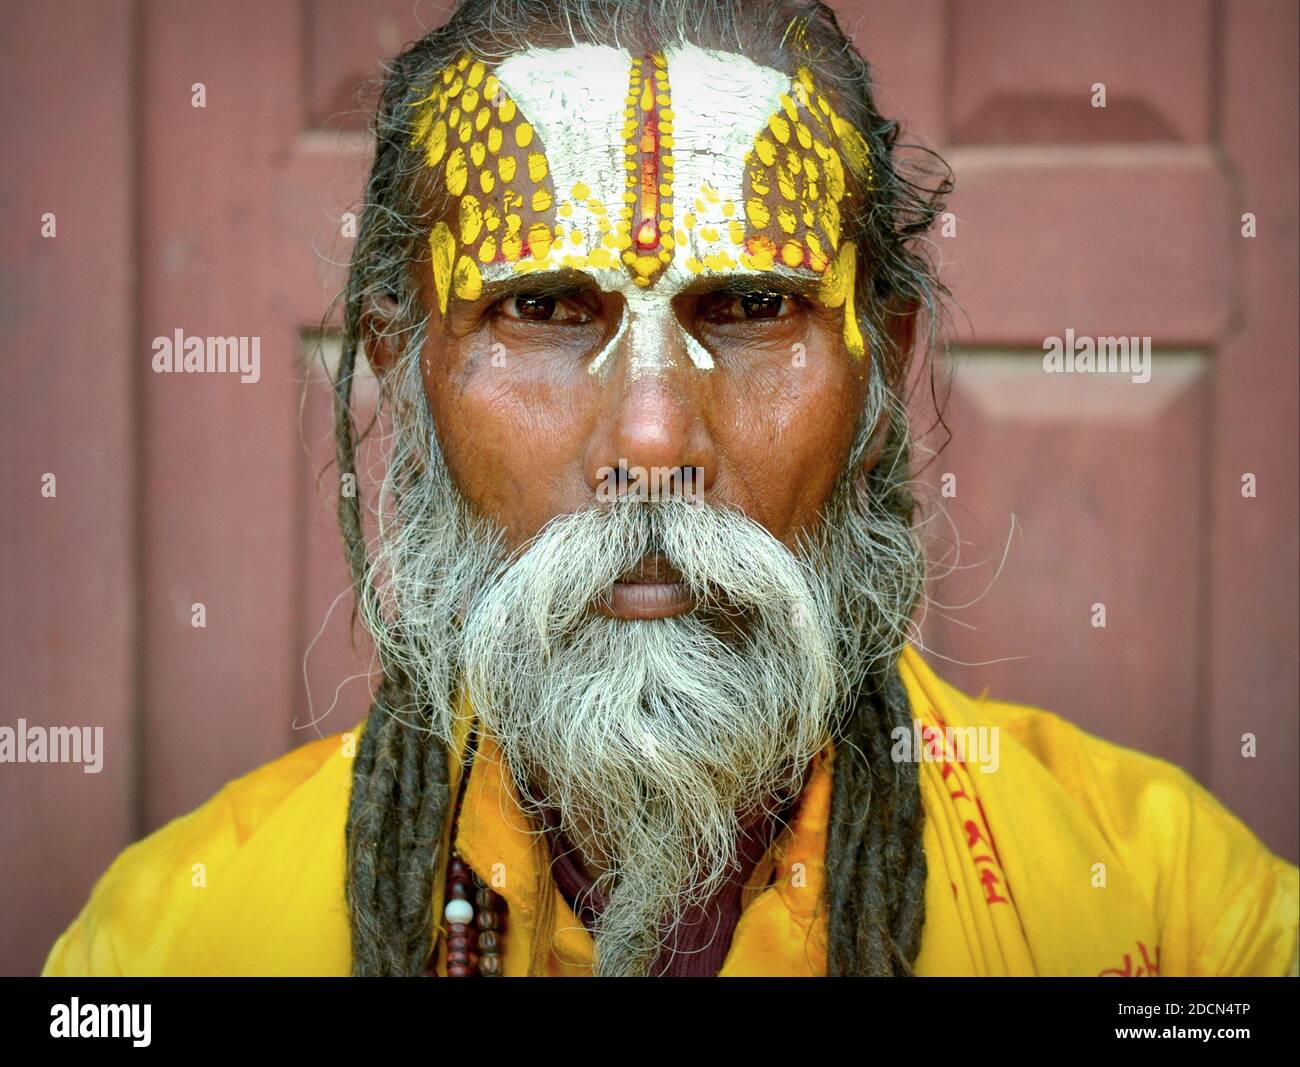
446;950;473;966
447;963;475;977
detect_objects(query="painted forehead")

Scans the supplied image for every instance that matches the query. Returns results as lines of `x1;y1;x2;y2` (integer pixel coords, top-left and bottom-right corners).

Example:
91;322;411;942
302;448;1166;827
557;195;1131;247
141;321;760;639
410;42;873;357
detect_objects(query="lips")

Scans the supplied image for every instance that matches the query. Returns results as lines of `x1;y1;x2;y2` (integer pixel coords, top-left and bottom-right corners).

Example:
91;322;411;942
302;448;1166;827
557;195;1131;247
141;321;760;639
615;553;684;585
599;554;694;619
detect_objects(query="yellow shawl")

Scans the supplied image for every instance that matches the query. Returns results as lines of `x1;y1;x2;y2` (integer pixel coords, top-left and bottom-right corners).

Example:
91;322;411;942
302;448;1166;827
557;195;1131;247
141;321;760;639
44;647;1299;976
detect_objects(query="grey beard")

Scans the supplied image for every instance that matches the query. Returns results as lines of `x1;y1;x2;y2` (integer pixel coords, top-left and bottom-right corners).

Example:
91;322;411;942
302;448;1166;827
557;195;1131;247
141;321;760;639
362;405;922;975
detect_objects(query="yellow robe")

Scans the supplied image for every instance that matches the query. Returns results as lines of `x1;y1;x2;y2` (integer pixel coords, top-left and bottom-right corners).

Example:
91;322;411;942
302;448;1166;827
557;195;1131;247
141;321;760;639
43;647;1299;976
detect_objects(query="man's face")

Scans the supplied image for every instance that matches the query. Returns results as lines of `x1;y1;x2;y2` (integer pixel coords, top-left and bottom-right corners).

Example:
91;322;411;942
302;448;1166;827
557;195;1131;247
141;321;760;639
409;43;874;613
366;40;911;975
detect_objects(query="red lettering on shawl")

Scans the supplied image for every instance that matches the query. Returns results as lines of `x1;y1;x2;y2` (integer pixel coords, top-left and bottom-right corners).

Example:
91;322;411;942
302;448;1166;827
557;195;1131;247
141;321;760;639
922;712;1014;908
1098;941;1160;977
978;867;1010;905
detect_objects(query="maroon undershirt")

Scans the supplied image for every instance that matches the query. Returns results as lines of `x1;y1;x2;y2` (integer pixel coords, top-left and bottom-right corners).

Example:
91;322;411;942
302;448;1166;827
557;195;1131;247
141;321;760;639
530;783;804;977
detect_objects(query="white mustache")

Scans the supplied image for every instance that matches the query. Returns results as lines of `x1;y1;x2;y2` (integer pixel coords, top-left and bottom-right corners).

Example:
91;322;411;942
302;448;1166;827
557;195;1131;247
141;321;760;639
472;497;834;651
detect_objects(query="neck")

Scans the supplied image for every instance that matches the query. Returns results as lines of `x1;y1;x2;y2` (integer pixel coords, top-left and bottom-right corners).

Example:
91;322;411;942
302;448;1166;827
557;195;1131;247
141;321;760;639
526;763;815;890
525;773;615;883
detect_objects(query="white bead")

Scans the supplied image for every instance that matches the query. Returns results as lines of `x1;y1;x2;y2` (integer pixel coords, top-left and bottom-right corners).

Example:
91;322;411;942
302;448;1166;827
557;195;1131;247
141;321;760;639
444;898;474;924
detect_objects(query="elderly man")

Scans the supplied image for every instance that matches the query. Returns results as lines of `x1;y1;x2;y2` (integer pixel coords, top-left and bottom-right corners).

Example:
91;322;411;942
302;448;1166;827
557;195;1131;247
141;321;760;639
45;0;1297;978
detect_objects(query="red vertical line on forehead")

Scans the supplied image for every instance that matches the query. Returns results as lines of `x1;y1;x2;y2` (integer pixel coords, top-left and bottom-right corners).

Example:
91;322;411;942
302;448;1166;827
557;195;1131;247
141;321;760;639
634;55;661;251
620;52;674;286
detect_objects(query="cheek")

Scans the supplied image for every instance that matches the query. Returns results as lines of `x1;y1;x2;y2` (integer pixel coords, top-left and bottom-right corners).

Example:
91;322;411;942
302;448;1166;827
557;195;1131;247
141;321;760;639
706;339;865;541
421;331;597;543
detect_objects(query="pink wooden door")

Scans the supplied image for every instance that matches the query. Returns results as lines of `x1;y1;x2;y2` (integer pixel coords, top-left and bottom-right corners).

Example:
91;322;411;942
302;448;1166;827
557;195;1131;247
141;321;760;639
891;0;1298;868
3;0;1295;976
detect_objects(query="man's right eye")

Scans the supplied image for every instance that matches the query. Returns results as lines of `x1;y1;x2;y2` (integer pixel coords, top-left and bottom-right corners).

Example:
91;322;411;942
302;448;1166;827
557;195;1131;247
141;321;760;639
500;294;557;321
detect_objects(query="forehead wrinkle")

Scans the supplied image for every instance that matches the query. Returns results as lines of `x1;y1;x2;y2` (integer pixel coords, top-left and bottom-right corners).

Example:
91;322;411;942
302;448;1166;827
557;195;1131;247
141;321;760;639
475;267;601;301
483;261;822;306
412;42;868;360
675;268;822;298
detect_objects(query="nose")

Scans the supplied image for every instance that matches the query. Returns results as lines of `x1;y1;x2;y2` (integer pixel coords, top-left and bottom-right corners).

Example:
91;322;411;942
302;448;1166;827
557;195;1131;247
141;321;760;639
582;312;717;501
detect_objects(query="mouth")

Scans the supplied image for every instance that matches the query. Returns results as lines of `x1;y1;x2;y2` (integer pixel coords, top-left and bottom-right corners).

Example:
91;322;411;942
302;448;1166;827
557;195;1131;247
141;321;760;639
596;553;694;620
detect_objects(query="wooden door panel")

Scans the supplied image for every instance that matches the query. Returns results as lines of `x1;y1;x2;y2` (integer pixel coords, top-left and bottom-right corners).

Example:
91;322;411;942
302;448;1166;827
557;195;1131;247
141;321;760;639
1206;1;1299;858
940;148;1232;345
917;355;1209;770
0;0;136;977
137;0;303;827
949;0;1212;144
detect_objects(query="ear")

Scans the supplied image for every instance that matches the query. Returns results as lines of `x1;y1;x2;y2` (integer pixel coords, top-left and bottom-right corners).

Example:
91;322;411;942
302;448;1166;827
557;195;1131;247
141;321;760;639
857;414;890;478
885;299;918;373
359;294;402;378
855;299;919;478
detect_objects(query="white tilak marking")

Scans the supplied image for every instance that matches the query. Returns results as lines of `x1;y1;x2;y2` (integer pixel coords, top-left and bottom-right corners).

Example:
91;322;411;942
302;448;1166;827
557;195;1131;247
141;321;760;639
661;45;788;281
494;45;627;255
627;297;671;375
486;43;790;375
682;330;715;371
587;308;628;374
586;291;714;376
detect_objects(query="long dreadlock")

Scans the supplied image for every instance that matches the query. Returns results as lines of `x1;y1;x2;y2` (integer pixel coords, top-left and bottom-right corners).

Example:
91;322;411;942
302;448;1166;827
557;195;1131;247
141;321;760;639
335;0;952;976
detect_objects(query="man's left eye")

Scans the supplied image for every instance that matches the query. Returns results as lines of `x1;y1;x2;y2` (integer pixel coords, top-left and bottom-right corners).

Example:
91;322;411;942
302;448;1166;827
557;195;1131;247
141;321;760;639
699;290;799;325
738;291;788;319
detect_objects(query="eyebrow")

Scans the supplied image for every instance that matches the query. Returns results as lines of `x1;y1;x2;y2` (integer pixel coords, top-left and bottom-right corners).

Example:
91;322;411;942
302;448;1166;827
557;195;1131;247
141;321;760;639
473;268;601;306
677;270;824;302
471;266;825;305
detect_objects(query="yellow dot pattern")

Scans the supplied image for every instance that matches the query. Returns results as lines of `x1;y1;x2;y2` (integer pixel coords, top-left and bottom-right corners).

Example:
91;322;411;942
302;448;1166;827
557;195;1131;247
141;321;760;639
428;222;456;315
739;66;872;358
409;53;560;310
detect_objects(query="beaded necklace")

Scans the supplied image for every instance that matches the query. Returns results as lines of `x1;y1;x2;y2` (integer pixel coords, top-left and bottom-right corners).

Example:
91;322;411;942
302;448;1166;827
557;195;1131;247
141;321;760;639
424;728;506;977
